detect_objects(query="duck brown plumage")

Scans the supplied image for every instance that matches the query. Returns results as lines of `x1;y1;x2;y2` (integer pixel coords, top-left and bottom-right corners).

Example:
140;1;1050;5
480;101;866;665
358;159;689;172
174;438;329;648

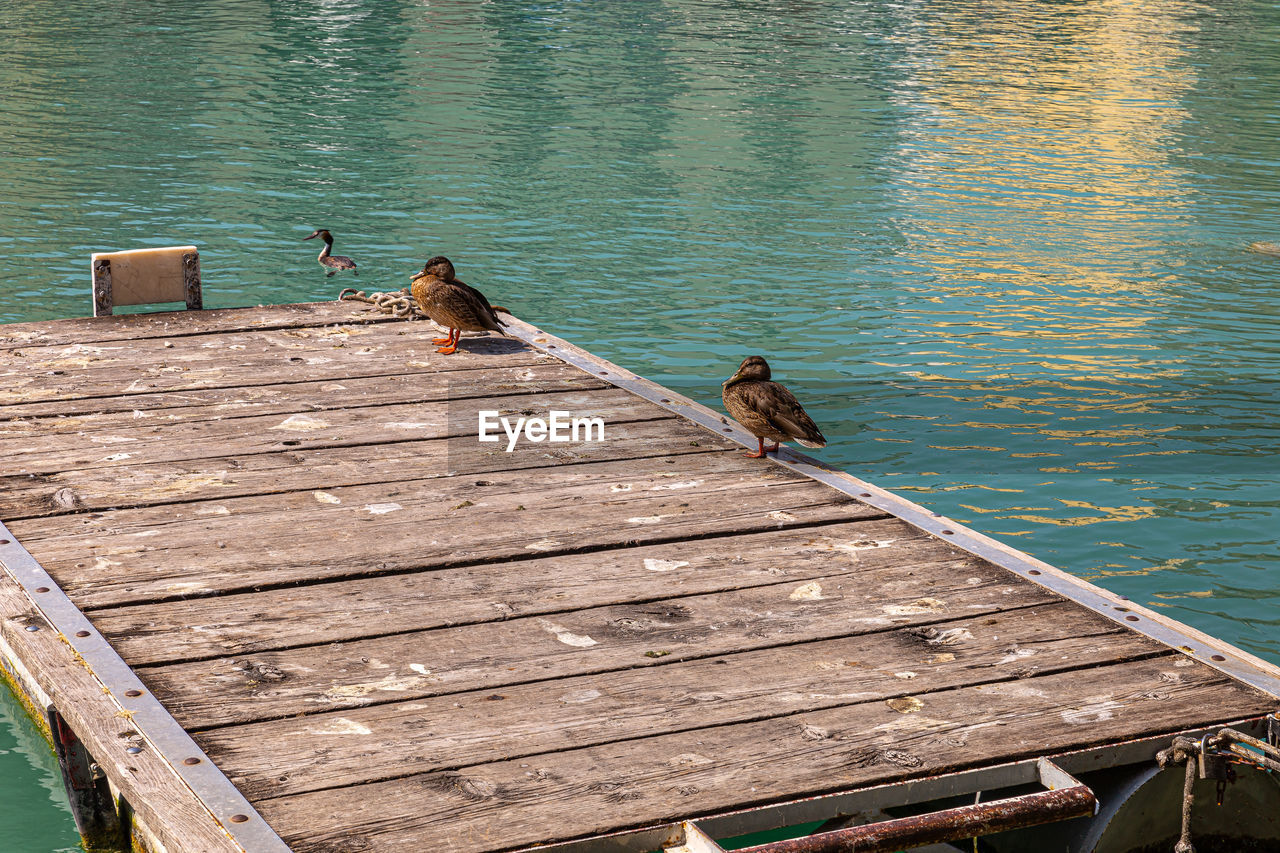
303;229;357;276
409;256;506;354
722;355;826;458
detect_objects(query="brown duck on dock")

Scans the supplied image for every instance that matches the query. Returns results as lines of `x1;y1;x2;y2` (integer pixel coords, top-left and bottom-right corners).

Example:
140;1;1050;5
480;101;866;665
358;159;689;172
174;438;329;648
409;256;507;354
303;229;357;277
722;355;827;458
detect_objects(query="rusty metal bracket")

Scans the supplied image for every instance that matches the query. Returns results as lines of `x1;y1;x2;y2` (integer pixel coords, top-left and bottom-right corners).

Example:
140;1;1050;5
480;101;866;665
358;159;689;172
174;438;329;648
92;258;113;317
47;705;126;851
662;759;1094;853
183;251;203;310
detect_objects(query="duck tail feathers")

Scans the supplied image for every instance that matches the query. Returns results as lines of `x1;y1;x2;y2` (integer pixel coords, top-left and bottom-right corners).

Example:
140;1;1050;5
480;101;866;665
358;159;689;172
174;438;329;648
796;437;826;449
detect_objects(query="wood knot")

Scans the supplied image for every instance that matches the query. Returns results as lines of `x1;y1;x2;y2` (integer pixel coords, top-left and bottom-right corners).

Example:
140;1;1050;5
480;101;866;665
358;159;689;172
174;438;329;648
51;487;81;510
233;660;286;682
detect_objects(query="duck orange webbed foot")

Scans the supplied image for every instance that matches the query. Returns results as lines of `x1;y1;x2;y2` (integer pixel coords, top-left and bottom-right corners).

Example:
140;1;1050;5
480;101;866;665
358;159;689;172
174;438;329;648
743;439;780;458
436;344;460;354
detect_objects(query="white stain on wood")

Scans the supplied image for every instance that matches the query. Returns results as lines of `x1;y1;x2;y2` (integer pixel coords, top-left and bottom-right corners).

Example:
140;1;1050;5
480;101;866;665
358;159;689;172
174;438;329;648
314;674;424;702
1061;698;1120;724
271;414;331;431
883;598;946;616
365;503;402;515
830;538;898;555
558;689;601;704
381;422;434;430
100;453;133;462
997;648;1038;665
789;582;825;601
408;664;432;677
538;619;598;648
627;516;666;524
643;558;689;573
768;511;796;522
609;484;633;492
649;480;702;491
310;718;373;736
527;539;562;552
313;491;342;505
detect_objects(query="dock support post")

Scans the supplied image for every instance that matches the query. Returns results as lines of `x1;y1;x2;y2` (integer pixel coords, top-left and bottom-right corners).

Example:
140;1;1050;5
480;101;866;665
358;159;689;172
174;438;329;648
46;706;127;852
92;258;113;317
183;251;202;310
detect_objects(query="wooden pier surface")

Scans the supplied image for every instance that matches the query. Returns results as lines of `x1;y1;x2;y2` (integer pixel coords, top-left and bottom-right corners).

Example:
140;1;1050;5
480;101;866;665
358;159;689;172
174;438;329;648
0;301;1276;853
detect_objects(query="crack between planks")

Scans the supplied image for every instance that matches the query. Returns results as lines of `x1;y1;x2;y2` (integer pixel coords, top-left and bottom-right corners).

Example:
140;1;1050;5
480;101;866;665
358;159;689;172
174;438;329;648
235;619;1172;804
0;350;559;420
117;522;944;666
10;445;828;540
0;304;409;352
0;411;692;522
170;591;1076;734
83;509;895;613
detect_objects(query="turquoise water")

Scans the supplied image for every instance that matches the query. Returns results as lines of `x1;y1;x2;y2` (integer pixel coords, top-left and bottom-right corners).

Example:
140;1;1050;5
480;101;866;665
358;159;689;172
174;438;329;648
4;0;1280;847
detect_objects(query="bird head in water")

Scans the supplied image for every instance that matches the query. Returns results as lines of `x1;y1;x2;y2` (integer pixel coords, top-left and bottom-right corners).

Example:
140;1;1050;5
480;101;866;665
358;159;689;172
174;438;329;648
303;229;333;242
723;355;772;388
412;255;456;281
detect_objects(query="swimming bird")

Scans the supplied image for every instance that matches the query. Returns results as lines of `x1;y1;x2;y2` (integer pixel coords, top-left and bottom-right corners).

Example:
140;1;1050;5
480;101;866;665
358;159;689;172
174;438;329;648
409;256;506;354
722;355;826;458
303;229;357;277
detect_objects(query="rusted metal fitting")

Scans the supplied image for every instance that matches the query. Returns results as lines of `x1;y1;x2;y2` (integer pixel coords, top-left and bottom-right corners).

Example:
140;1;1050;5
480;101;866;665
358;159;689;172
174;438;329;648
734;786;1097;853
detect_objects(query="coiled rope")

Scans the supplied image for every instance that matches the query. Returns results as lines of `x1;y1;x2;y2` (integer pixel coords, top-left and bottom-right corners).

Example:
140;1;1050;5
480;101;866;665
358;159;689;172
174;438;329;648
337;287;423;318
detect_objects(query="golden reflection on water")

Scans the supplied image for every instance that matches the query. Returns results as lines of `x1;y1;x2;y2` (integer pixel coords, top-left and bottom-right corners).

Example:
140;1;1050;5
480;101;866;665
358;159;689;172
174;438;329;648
885;0;1201;362
869;0;1212;577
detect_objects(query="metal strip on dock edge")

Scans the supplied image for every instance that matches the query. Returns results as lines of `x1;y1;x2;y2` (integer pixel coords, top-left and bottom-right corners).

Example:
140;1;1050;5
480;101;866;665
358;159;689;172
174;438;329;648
0;521;292;853
505;317;1280;701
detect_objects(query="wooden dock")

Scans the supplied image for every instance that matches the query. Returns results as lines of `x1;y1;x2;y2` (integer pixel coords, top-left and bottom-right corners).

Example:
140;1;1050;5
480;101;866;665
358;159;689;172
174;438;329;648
1;300;1277;853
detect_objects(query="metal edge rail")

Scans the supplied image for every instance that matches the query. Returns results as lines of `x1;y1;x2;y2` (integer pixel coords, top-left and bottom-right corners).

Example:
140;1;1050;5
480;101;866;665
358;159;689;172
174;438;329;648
500;316;1280;700
0;521;292;853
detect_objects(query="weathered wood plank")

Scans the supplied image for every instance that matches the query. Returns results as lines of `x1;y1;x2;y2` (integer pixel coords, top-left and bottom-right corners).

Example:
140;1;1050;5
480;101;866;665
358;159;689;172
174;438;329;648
1;386;665;478
17;458;877;608
0;300;394;349
0;360;603;428
96;518;937;665
0;573;243;852
0;318;533;406
255;656;1275;853
204;601;1160;800
0;416;725;520
138;555;1049;728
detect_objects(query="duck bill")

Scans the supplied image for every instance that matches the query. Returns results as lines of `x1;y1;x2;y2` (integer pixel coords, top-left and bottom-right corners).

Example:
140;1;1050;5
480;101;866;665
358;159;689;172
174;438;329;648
410;269;429;281
722;370;745;389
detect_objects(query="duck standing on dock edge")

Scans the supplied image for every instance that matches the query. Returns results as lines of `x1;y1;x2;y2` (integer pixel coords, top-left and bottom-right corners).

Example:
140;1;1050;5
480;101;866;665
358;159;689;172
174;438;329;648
303;229;358;277
410;256;507;354
722;355;827;458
